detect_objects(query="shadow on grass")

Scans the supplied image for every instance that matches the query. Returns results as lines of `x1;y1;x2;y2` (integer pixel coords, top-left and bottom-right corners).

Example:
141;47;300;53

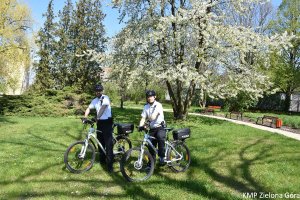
0;127;70;153
153;135;280;200
0;134;292;199
1;109;297;199
0;116;18;124
108;173;161;200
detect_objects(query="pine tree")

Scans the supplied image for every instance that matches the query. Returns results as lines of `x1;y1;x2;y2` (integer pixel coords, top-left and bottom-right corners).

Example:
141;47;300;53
71;0;107;92
34;0;57;91
55;0;74;88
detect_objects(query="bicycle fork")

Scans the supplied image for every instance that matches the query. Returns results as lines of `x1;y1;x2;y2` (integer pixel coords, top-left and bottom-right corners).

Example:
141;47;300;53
134;141;146;170
135;138;158;170
78;139;89;159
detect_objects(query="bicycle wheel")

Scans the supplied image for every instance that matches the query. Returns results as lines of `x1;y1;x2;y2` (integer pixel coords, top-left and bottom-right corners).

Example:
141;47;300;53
113;136;132;155
167;141;191;172
120;147;154;182
64;141;96;173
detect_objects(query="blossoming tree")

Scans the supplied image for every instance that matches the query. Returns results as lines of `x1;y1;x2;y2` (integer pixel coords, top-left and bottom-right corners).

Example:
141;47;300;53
110;0;291;119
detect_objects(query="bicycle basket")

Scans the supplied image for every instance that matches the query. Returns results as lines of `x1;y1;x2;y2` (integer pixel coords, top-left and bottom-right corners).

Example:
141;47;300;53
117;123;134;135
173;128;190;140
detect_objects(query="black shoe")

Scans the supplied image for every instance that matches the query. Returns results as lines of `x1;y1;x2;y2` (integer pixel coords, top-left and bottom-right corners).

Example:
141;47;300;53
107;163;114;173
108;167;113;173
100;160;106;165
159;157;166;166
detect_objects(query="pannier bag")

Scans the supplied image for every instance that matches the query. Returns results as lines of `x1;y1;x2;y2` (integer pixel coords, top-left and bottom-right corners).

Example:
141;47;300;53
117;123;134;135
173;128;191;140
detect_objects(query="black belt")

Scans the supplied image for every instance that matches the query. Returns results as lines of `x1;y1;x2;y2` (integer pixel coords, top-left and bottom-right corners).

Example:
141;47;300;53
150;126;162;130
97;117;113;122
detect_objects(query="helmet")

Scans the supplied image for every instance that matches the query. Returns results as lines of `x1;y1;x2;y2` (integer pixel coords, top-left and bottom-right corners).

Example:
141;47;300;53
146;90;156;97
95;84;104;91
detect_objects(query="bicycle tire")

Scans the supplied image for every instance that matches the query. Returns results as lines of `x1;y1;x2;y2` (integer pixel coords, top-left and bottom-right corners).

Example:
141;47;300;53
120;147;154;182
64;141;96;173
113;136;132;155
167;141;191;172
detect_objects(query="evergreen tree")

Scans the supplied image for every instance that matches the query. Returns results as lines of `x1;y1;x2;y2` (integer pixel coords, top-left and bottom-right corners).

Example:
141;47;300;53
55;0;74;88
34;0;57;91
71;0;107;92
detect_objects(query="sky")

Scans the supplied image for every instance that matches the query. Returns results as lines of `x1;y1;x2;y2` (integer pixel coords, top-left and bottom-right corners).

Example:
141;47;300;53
24;0;124;37
24;0;282;38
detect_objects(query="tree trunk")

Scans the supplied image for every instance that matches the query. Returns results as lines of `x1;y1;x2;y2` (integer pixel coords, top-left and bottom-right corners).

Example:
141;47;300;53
199;91;207;108
284;91;292;112
120;89;124;109
120;97;124;109
166;80;195;120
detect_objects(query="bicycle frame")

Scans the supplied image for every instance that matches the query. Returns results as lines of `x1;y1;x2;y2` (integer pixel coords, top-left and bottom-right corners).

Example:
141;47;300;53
79;127;106;159
135;130;184;167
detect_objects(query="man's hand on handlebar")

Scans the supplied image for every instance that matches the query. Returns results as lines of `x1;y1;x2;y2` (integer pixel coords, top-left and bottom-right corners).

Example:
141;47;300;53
138;126;144;132
82;117;88;124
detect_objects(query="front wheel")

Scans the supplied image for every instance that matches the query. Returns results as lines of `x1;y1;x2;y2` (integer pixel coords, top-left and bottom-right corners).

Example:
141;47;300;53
64;141;95;173
120;147;154;182
167;141;191;172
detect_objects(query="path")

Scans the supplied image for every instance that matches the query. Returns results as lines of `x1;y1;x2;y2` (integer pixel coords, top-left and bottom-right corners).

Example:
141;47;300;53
189;113;300;141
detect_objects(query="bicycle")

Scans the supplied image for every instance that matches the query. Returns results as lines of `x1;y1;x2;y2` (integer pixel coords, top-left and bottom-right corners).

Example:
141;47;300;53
120;125;191;182
64;118;133;173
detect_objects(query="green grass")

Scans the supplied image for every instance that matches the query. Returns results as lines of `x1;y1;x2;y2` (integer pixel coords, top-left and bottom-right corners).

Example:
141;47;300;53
1;108;300;199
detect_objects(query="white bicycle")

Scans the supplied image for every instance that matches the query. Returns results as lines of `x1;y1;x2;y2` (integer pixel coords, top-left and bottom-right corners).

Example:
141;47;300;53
64;118;133;173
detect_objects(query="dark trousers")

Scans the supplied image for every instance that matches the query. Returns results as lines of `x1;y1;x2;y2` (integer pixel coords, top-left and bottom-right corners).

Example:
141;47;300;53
148;127;166;159
97;118;114;170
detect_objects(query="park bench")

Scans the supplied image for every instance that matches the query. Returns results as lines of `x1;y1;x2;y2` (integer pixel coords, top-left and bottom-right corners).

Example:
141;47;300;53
201;108;215;115
225;111;243;120
256;115;282;128
201;106;221;115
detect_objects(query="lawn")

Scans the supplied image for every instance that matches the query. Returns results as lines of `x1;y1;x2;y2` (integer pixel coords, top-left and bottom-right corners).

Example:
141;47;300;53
0;108;300;200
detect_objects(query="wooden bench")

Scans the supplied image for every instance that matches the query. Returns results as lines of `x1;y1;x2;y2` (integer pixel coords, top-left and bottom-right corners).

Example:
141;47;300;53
207;106;221;110
256;115;282;128
201;108;215;115
225;111;243;120
201;106;221;115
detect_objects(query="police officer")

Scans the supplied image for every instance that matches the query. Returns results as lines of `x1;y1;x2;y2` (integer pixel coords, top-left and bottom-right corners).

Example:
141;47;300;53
83;84;114;173
138;90;166;165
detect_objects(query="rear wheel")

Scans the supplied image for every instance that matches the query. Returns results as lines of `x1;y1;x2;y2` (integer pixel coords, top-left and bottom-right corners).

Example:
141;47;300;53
64;141;95;173
167;141;191;172
113;136;132;155
120;147;154;182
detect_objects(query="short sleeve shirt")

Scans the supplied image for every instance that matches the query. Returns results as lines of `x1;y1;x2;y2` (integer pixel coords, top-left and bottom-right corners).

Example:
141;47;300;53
141;101;165;128
88;95;112;120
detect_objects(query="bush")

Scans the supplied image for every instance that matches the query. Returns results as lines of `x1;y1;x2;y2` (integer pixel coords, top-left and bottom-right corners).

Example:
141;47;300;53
0;87;93;117
224;91;258;112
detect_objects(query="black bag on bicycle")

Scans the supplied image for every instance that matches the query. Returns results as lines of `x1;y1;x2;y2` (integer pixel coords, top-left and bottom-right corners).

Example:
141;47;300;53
173;128;190;140
117;123;134;135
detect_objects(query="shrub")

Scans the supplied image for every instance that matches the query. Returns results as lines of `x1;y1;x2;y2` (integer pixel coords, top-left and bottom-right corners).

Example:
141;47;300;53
0;88;92;117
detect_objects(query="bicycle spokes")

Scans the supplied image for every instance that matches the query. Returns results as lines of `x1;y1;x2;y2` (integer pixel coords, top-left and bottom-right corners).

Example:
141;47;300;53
120;148;154;182
64;141;96;173
167;142;191;172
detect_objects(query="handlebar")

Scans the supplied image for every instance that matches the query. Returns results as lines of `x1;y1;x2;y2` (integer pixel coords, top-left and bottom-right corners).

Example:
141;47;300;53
136;126;174;133
81;118;96;125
